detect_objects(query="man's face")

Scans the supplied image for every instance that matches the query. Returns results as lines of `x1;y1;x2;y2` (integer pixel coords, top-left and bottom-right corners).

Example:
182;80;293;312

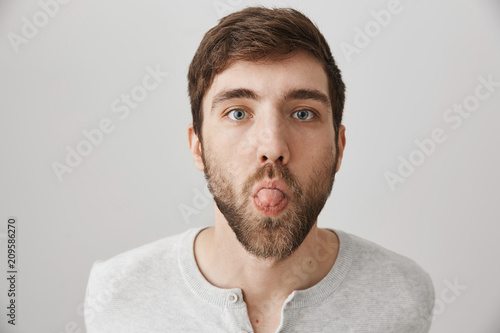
191;51;345;261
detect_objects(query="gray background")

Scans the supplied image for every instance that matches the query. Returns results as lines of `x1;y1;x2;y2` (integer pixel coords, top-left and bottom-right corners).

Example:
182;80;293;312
1;0;499;332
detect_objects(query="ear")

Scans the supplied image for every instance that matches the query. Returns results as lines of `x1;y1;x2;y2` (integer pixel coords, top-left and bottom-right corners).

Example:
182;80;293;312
188;123;205;171
335;125;346;172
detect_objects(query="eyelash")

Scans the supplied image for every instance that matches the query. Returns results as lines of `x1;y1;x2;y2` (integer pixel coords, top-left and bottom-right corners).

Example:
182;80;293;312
226;108;250;121
292;109;317;120
223;108;318;121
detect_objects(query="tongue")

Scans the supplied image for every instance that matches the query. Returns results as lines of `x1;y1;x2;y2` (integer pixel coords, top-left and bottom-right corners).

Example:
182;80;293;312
256;189;285;207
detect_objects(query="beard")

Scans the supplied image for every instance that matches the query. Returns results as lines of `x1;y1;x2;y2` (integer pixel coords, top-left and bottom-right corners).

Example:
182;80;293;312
202;144;338;262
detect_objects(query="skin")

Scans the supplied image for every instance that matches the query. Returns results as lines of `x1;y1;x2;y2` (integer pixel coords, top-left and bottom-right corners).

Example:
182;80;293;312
188;50;346;333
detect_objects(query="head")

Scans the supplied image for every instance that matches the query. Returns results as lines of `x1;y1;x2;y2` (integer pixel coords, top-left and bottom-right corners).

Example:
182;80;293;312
187;7;346;261
188;7;345;143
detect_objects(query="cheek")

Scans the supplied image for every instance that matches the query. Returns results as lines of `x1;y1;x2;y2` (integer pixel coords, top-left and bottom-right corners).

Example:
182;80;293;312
222;135;258;168
204;126;254;172
206;145;245;184
292;138;336;173
292;134;334;159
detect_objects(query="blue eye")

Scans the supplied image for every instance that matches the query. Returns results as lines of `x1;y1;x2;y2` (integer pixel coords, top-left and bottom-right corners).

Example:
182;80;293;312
293;109;314;120
228;109;248;121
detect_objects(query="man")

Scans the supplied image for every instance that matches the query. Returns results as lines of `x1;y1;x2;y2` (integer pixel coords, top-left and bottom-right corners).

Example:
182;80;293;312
85;7;435;332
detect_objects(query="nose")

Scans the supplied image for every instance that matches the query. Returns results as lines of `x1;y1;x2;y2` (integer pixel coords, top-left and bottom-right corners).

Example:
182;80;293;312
255;112;290;165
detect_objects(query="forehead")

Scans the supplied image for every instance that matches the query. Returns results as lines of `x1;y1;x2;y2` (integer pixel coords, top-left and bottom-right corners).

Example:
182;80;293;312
203;51;329;109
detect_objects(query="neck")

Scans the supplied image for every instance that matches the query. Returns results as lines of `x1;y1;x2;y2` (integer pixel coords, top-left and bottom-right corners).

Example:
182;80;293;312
194;205;339;307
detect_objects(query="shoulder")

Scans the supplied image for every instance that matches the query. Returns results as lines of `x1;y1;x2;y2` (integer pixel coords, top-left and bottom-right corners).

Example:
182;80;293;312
338;231;435;329
347;232;434;290
87;229;187;282
84;228;201;327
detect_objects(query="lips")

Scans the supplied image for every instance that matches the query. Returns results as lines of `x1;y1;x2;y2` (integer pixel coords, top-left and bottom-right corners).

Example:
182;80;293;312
252;179;290;217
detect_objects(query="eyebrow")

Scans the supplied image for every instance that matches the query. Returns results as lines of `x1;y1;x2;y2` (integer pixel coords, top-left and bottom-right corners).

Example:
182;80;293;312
210;87;331;112
284;88;331;110
211;88;260;112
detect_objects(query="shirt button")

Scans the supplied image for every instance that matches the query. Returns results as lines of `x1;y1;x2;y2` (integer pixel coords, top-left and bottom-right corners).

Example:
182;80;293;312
227;293;238;303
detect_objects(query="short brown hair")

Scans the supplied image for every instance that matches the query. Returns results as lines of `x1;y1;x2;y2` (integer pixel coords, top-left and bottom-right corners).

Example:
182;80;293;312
188;6;345;141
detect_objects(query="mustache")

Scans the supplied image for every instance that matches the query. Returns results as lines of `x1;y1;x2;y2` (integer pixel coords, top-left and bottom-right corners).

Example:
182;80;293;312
241;164;303;198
